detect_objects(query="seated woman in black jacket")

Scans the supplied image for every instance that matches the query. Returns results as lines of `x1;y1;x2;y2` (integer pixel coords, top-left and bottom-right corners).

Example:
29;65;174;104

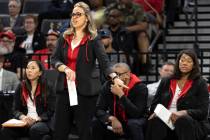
146;49;210;140
1;60;55;140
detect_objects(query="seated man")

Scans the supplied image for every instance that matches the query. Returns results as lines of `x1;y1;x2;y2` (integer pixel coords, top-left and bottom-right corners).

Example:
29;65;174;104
0;55;20;126
147;61;174;107
92;63;148;140
32;29;60;69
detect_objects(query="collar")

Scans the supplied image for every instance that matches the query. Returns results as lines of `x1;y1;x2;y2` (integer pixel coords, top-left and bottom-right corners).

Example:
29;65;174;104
170;79;193;99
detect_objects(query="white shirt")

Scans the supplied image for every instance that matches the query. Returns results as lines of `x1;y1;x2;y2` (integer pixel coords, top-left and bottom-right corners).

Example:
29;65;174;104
22;34;34;54
169;84;181;112
0;69;3;91
147;80;161;107
71;39;81;50
26;96;39;121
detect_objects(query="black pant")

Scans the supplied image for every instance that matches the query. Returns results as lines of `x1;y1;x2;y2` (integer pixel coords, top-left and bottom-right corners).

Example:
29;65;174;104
145;115;206;140
53;90;98;140
91;118;146;140
1;121;50;140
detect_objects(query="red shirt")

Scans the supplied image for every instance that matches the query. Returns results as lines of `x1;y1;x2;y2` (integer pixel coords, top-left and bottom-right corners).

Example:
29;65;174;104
32;48;51;69
133;0;164;14
65;34;89;71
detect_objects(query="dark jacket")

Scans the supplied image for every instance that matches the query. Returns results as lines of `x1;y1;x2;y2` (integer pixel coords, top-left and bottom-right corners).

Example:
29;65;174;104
51;34;112;96
150;77;210;133
15;30;46;53
13;81;55;122
0;15;24;34
95;79;148;124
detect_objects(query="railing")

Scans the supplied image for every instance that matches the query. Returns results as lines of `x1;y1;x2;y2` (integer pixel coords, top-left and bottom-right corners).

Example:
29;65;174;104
18;49;210;84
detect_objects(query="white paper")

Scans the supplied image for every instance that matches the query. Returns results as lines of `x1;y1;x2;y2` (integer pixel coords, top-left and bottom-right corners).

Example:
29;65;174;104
154;104;175;130
67;80;78;106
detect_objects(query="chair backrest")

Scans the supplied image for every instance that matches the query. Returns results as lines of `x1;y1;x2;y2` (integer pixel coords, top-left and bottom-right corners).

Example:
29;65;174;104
22;0;52;14
0;1;9;14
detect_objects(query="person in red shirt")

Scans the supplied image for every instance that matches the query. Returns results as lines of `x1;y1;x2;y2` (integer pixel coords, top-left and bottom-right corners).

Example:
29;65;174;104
32;30;60;69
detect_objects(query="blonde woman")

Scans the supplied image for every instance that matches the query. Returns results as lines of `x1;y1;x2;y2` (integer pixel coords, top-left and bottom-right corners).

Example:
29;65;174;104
51;2;126;140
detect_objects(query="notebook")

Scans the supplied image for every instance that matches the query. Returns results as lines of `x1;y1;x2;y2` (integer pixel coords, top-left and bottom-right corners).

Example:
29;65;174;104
154;104;175;130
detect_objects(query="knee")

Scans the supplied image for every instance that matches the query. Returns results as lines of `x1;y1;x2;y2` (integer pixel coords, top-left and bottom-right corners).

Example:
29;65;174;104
29;123;50;136
175;115;193;128
91;118;105;132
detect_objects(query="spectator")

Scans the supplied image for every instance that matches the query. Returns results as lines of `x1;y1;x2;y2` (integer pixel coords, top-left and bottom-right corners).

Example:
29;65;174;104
106;0;150;69
32;29;60;69
0;31;25;79
0;0;24;34
0;55;20;92
92;62;148;140
98;28;129;66
0;31;16;55
51;2;126;140
147;62;175;107
89;0;106;29
15;15;45;55
146;49;210;140
0;55;20;126
1;60;55;140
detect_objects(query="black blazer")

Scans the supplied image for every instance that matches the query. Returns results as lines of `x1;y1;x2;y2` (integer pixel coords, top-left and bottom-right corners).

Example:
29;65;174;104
150;77;210;133
51;34;112;96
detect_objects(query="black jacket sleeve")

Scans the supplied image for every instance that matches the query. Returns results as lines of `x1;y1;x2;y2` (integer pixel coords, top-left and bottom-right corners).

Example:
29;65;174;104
119;83;148;118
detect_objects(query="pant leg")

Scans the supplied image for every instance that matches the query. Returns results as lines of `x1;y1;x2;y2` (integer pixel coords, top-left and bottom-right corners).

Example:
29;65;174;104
53;91;73;140
74;95;98;140
175;115;206;140
126;118;146;140
29;122;50;140
145;117;173;140
91;118;108;140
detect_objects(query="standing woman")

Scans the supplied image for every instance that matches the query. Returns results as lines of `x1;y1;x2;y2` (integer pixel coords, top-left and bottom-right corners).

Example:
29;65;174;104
51;2;126;140
146;49;210;140
1;60;55;140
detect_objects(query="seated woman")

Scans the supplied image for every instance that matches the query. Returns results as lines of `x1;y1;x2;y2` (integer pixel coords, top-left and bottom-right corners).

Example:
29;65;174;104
146;49;210;140
1;60;55;140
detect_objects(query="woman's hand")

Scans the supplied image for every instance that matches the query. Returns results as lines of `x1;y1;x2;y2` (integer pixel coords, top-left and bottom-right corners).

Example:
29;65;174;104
148;113;157;120
21;116;36;127
64;67;76;81
170;110;188;124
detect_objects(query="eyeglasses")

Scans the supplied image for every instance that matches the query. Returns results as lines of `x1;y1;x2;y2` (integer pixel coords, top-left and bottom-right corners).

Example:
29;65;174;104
115;71;128;77
71;12;85;18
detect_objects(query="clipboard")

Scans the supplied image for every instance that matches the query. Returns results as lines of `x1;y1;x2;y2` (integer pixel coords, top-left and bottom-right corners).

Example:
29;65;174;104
2;119;27;127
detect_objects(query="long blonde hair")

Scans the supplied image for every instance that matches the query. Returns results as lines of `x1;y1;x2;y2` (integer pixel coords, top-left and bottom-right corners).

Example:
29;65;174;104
63;2;97;39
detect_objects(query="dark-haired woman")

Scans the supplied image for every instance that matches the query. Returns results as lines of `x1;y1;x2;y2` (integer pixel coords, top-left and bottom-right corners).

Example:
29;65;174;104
146;49;210;140
1;60;55;140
